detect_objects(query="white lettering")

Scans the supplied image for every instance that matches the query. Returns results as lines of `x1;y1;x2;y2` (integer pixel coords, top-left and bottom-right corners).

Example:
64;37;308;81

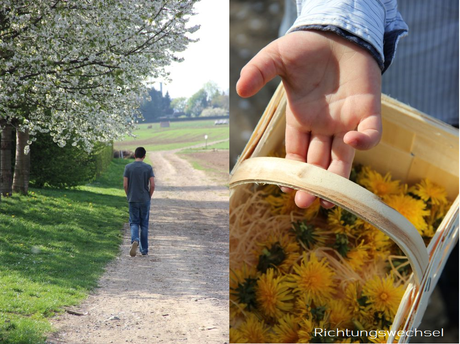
314;328;324;336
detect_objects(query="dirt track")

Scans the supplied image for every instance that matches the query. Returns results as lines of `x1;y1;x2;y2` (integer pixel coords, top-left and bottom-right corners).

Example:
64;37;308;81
48;148;229;344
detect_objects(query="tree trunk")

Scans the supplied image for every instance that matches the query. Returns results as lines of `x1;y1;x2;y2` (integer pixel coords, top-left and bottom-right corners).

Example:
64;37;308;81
1;125;13;197
24;134;30;193
13;129;29;195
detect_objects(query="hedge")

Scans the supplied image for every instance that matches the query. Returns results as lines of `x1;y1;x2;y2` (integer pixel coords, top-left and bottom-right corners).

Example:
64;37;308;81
29;133;113;188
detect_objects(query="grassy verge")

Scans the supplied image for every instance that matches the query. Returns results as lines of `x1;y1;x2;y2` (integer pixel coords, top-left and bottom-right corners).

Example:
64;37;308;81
0;159;131;344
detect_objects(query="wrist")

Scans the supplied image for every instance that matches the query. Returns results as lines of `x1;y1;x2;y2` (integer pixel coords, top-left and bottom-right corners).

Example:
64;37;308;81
291;25;384;72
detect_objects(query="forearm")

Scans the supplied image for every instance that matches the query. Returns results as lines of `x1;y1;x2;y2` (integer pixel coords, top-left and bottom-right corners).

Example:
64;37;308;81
123;177;128;196
149;178;155;198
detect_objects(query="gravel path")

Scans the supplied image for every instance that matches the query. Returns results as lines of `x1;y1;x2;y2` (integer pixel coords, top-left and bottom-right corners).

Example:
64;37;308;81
48;149;229;344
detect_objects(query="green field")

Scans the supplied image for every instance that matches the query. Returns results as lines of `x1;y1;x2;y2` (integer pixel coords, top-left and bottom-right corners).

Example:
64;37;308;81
180;140;230;152
115;120;229;152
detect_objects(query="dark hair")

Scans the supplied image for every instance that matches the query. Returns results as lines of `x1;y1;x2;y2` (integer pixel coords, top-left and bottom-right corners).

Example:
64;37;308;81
134;147;146;158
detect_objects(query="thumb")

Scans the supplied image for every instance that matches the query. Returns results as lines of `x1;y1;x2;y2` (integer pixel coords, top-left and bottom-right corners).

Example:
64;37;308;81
344;113;382;150
236;40;282;98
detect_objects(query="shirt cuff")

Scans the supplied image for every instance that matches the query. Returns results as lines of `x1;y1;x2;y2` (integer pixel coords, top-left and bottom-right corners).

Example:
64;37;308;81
288;0;408;72
291;24;384;71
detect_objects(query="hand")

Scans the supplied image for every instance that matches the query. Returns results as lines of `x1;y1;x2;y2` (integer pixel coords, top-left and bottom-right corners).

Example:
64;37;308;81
237;31;382;208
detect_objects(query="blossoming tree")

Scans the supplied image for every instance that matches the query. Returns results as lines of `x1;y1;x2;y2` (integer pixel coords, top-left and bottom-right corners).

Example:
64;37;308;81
0;0;199;197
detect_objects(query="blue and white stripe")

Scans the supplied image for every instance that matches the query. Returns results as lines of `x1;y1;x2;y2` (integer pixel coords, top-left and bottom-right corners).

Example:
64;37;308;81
288;0;408;70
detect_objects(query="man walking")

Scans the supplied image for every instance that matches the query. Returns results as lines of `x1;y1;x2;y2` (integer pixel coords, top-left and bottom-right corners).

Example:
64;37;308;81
123;147;155;257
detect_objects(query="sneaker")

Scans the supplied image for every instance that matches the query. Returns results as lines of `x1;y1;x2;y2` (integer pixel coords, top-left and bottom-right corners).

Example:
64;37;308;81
130;241;139;257
141;253;148;256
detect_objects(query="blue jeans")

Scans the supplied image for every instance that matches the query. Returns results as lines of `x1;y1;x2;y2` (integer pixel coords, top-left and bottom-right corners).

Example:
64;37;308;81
128;201;150;255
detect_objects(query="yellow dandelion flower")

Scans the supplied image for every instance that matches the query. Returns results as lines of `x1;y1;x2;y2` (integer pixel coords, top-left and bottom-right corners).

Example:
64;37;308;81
422;224;436;239
269;314;300;343
362;275;405;320
263;184;322;219
255;233;300;274
289;253;336;306
410;179;448;206
346;243;370;272
344;281;362;316
429;202;450;226
291;220;326;250
357;167;402;197
261;184;279;196
230;264;258;318
256;268;294;319
339;339;359;343
327;300;353;328
297;317;314;343
343;281;372;323
357;226;392;261
384;194;430;234
229;327;245;343
367;332;387;344
292;294;312;319
327;207;359;236
304;198;321;221
264;184;299;215
368;330;401;343
235;313;270;343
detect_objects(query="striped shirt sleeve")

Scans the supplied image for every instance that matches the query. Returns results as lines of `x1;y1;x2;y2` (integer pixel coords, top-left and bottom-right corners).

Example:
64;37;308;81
287;0;408;71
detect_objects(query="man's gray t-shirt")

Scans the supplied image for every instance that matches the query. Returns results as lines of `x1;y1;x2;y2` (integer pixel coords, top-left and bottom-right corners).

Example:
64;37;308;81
123;161;154;203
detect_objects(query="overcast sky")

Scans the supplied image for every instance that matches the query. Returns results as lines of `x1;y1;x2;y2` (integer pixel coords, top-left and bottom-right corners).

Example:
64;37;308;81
151;0;229;99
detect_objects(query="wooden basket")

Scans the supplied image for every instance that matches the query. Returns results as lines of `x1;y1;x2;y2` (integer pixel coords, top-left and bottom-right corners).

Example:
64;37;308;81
229;83;459;343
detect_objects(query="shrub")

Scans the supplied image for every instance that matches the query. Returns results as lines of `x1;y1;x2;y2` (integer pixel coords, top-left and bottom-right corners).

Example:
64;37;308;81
30;133;113;188
93;142;113;177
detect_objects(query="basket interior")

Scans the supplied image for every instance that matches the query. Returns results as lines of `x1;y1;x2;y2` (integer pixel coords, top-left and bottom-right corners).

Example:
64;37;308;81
230;91;459;339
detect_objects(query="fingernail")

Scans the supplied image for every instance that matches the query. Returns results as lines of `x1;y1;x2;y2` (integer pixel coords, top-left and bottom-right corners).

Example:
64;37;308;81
321;200;335;209
280;186;293;193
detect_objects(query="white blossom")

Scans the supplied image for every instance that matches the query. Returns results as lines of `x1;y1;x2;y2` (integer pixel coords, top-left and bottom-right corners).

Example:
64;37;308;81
1;0;199;151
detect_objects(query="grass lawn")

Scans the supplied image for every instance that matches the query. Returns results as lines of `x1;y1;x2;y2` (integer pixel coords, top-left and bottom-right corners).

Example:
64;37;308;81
114;120;229;152
0;159;131;344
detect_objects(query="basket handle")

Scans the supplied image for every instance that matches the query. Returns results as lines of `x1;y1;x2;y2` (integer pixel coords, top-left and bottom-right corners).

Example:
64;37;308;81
229;157;429;286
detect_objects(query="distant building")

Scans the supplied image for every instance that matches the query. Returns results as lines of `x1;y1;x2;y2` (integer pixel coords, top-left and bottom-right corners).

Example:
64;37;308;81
214;119;229;125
